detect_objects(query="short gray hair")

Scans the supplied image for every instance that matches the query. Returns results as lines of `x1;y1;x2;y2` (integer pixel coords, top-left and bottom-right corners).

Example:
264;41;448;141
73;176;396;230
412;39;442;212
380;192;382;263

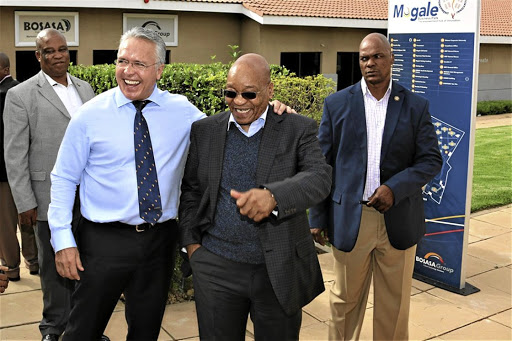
119;27;166;65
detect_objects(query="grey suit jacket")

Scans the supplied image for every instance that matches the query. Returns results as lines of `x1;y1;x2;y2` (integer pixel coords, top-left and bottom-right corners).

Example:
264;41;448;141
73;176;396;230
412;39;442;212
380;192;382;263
179;107;332;315
3;71;95;221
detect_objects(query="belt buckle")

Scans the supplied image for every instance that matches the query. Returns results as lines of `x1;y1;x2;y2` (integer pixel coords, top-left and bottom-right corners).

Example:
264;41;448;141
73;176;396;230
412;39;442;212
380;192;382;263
135;224;145;232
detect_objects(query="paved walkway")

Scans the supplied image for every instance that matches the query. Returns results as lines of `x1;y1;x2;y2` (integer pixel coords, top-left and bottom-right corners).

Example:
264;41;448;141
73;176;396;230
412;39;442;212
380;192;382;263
1;115;510;340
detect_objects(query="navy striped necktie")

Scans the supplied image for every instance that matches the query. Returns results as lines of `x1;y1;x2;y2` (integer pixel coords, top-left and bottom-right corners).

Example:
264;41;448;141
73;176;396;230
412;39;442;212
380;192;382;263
133;100;162;224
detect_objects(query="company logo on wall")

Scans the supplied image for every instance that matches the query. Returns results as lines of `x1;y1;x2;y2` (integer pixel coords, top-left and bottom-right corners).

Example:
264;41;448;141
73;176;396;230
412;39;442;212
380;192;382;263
124;14;178;46
15;11;79;47
416;252;455;274
438;0;467;19
23;19;72;32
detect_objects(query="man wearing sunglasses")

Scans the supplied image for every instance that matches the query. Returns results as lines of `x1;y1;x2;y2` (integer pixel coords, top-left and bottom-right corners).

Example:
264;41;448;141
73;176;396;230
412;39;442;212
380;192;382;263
179;53;332;340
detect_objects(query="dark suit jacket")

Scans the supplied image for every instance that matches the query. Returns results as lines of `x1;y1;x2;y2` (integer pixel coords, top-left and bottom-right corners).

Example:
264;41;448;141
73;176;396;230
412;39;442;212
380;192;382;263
309;81;442;252
179;106;332;315
0;76;20;182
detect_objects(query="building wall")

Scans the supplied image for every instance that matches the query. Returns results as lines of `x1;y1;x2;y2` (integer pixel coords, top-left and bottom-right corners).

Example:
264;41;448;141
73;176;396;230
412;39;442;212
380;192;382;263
1;6;510;101
0;7;241;78
478;44;512;101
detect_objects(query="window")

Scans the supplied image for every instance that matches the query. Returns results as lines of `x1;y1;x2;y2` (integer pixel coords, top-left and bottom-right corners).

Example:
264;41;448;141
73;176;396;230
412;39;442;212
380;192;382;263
280;52;321;77
336;52;362;91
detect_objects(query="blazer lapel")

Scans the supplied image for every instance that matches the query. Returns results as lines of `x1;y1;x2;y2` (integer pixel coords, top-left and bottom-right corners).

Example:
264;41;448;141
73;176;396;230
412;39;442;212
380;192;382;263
37;71;70;119
381;81;404;161
350;82;368;165
209;111;229;217
71;76;93;103
256;106;282;185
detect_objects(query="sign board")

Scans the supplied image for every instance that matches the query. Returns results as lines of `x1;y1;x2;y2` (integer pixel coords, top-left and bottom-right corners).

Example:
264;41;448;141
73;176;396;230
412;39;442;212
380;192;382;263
388;0;480;290
15;11;79;47
123;13;178;47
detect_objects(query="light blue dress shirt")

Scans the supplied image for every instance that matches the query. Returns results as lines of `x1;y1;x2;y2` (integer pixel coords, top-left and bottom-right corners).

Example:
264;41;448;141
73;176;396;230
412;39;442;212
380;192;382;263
48;85;205;252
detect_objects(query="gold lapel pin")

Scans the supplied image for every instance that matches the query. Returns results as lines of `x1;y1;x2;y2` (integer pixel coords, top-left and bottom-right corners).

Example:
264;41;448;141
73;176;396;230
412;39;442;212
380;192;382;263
394;96;400;101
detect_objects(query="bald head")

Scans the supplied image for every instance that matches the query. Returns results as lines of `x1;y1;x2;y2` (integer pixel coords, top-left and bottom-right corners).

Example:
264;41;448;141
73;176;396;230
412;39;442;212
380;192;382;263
0;53;10;69
0;52;11;78
360;33;392;55
229;53;271;85
36;29;67;52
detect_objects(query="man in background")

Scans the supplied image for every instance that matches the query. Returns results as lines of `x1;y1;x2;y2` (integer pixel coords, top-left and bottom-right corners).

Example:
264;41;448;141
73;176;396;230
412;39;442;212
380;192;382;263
3;29;97;341
0;52;39;282
309;33;442;340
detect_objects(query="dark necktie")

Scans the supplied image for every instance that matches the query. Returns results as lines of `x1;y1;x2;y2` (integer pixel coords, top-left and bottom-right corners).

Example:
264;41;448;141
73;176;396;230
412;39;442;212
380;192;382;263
133;100;162;224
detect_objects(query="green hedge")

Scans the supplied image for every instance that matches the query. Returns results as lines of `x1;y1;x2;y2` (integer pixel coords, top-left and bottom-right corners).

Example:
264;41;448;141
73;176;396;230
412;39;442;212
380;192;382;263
69;63;336;122
477;100;512;116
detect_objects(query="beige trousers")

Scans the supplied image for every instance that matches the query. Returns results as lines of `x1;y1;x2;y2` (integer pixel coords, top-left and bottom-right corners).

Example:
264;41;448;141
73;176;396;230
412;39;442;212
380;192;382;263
329;206;416;341
0;182;38;278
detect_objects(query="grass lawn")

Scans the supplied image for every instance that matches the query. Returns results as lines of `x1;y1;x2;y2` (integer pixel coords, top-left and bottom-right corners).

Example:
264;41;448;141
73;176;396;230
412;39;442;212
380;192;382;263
471;125;512;212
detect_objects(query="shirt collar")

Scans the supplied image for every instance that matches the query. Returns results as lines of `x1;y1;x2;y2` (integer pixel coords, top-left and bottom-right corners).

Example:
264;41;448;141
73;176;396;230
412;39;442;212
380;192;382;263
0;74;12;84
115;84;163;109
227;106;269;131
361;77;392;100
43;71;73;88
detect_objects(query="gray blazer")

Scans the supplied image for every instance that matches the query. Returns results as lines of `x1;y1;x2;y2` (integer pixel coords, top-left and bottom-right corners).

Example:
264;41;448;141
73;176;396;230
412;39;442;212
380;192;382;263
3;71;95;221
180;106;332;315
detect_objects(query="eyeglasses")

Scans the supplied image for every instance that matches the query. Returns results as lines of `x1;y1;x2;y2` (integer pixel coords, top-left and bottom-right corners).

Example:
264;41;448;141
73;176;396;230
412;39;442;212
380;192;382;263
115;58;159;71
223;89;262;100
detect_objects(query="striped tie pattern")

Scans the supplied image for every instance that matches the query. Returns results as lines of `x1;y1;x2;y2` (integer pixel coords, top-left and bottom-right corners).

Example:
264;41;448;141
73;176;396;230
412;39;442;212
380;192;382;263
133;100;162;224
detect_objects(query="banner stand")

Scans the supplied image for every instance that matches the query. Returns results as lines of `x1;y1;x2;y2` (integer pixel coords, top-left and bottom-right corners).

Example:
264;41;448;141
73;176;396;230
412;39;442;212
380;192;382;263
413;273;479;296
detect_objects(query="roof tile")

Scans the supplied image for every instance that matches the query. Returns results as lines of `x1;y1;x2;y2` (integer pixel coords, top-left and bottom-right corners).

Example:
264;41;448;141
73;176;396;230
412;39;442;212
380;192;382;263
168;0;512;37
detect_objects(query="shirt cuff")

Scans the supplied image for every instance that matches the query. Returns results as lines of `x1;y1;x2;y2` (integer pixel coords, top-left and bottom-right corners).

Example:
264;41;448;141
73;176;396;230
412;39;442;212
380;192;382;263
50;226;77;253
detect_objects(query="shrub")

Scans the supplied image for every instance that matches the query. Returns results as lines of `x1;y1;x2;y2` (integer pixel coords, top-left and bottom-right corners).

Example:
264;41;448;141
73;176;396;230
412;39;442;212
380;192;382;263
476;100;512;116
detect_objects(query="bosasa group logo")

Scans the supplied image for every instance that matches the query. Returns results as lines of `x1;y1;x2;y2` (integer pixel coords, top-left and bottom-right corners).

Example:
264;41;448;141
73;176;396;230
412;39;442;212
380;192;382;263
23;19;72;32
416;252;455;274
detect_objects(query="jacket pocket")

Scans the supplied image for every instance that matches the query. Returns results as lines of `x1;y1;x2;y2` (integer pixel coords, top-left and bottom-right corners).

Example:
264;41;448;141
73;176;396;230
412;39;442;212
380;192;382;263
30;171;46;181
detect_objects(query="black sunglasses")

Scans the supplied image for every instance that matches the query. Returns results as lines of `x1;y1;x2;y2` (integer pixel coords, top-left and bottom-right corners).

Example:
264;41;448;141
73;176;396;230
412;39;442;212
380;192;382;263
223;89;261;100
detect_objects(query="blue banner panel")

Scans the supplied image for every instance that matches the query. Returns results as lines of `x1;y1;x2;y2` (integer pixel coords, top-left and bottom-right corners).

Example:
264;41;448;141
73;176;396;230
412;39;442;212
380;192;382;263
389;32;475;288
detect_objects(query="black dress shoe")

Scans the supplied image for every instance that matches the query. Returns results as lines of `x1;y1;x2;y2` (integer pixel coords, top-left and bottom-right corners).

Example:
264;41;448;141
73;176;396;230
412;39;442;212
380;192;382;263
30;269;39;275
8;276;20;282
42;335;58;341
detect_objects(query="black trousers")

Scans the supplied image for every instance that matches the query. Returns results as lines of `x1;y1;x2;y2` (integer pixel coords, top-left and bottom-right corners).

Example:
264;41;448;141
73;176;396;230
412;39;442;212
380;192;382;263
190;246;302;341
62;218;178;341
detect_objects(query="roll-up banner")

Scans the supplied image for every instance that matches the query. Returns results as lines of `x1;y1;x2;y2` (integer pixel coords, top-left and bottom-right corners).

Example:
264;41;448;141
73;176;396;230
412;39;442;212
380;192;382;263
388;0;480;293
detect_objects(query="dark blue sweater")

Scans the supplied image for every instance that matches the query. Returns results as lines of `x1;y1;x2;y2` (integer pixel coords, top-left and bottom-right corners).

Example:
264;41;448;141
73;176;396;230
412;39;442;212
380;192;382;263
202;126;265;264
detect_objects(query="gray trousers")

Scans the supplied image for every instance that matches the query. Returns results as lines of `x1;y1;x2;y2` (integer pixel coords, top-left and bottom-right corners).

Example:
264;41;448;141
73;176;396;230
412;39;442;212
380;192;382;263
0;182;38;278
35;220;75;336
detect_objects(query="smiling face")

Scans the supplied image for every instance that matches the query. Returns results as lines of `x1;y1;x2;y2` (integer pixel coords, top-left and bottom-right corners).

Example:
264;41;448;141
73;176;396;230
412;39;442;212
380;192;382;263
359;34;394;88
36;32;70;81
115;37;164;101
225;54;273;130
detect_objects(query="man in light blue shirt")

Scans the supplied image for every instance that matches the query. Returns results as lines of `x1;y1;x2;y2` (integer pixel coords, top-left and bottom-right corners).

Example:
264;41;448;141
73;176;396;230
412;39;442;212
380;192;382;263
49;27;291;340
